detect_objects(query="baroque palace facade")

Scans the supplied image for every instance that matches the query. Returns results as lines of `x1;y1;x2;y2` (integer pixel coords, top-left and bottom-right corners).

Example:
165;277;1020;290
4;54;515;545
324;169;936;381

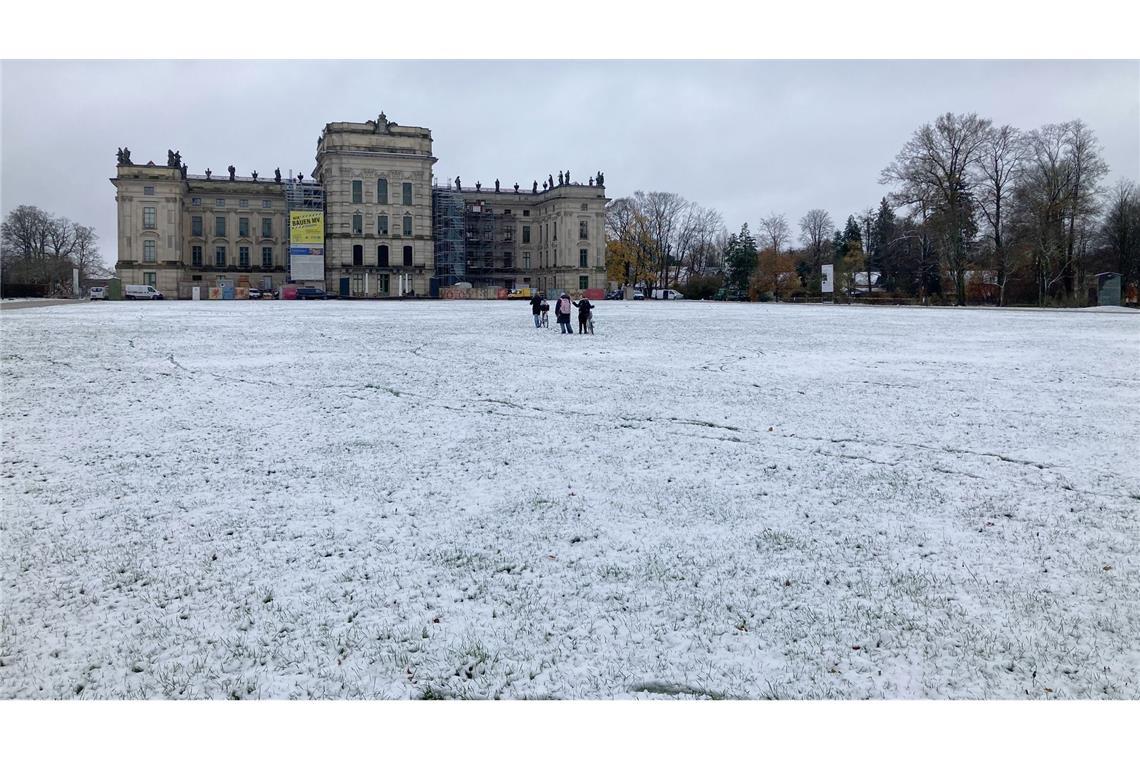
112;113;609;298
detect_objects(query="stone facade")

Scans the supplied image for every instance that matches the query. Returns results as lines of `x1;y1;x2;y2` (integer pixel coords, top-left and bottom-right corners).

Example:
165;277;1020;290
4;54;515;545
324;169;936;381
315;116;437;297
112;112;607;298
112;163;290;296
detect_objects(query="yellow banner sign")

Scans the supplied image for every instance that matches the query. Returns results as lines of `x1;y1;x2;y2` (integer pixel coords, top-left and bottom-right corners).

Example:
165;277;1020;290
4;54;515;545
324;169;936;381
290;211;324;245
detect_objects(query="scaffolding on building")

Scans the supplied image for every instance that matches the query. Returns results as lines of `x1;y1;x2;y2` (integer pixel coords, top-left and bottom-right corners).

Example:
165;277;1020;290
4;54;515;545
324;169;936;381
284;177;325;284
431;189;466;296
462;200;518;290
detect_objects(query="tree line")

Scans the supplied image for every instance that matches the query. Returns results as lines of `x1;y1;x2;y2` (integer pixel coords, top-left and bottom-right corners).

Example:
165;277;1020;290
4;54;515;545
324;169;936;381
606;113;1140;306
1;205;107;297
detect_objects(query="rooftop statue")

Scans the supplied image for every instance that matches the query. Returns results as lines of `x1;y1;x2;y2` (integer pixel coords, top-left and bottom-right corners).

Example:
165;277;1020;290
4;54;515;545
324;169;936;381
228;165;236;181
274;168;282;183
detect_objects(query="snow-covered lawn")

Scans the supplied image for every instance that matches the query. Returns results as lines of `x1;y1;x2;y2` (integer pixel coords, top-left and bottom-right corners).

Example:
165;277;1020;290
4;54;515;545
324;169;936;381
1;300;1138;699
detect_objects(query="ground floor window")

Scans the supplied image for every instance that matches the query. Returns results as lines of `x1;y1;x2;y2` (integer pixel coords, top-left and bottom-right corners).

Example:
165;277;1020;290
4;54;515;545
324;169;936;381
262;276;273;290
579;275;589;290
377;274;390;294
351;273;364;295
144;272;156;287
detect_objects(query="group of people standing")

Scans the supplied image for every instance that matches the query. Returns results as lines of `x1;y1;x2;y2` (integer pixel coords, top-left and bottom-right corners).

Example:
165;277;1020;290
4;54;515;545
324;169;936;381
529;291;594;334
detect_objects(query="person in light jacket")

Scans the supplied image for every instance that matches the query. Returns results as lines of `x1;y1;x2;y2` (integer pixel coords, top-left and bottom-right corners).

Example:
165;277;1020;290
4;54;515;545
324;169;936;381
555;292;574;334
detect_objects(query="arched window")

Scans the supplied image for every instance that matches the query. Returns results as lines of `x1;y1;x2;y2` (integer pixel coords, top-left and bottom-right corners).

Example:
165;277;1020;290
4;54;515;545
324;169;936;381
378;245;389;267
402;246;413;267
352;244;363;266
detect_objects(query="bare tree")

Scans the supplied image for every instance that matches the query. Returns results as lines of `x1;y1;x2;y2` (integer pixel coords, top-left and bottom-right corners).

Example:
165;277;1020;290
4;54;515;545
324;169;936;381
882;112;992;305
1062;119;1109;298
2;205;106;296
798;209;833;292
759;213;790;254
1014;123;1073;305
976;124;1030;305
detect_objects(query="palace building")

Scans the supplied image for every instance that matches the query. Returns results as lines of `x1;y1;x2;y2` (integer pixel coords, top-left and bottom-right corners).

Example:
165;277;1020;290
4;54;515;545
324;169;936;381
111;113;609;298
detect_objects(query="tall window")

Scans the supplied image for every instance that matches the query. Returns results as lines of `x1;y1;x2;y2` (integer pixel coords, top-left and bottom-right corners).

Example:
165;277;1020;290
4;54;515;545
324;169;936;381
215;216;226;236
239;217;249;237
143;240;156;262
403;246;413;267
378;245;389;267
580;249;589;268
579;221;588;240
377;178;388;204
402;215;412;236
215;246;226;267
377;273;390;293
192;245;203;267
239;246;250;267
191;216;203;236
261;217;272;237
402;182;412;205
352;213;363;235
144;272;156;287
143;207;157;230
523;253;530;269
352;244;363;266
377;215;388;235
522;225;531;244
352;180;363;204
261;247;273;268
579;275;589;290
351;273;364;296
553;223;557;241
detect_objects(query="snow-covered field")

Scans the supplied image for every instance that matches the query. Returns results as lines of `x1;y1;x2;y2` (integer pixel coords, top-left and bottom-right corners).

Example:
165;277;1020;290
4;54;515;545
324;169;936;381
2;300;1138;699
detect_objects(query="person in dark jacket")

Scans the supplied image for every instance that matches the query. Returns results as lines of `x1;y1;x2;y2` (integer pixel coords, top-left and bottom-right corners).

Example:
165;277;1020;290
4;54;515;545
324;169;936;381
573;297;594;334
555;292;574;334
529;292;544;328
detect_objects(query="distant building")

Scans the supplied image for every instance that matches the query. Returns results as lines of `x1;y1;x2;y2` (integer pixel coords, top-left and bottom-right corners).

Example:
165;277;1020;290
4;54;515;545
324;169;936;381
112;112;608;298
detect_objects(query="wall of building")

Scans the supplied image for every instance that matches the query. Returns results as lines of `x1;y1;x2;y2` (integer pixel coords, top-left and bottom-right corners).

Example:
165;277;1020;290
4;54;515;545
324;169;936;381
113;115;609;299
316;118;437;297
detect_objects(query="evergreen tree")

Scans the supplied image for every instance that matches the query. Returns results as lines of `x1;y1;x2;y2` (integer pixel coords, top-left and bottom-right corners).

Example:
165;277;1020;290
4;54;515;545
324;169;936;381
724;223;758;292
872;198;897;291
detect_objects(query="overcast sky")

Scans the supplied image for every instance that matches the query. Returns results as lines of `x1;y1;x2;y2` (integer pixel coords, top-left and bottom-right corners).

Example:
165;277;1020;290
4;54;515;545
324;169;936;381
2;60;1137;264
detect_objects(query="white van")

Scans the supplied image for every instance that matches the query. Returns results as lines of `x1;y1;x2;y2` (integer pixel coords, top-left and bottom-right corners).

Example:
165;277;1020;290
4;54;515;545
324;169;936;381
652;288;684;300
124;284;164;300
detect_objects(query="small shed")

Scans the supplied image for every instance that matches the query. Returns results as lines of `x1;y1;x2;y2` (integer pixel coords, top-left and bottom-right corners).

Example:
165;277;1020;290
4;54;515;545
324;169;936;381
1096;272;1121;307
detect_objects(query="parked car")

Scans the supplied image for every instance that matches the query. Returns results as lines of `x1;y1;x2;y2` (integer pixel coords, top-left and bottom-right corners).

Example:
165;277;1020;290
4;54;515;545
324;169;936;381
295;287;328;300
124;284;164;300
89;287;106;300
630;289;645;300
247;288;262;300
652;288;685;300
605;290;623;300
